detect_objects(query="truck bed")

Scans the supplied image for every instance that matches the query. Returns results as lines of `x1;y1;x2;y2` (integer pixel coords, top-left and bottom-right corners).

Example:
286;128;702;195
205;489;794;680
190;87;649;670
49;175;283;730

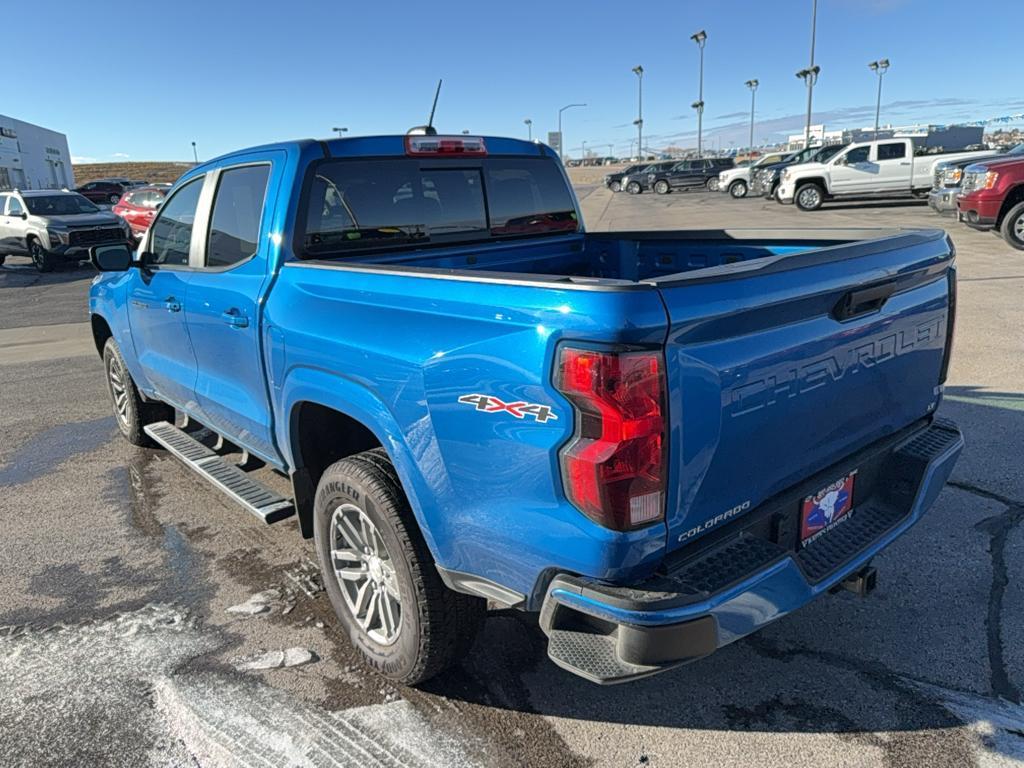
313;228;940;287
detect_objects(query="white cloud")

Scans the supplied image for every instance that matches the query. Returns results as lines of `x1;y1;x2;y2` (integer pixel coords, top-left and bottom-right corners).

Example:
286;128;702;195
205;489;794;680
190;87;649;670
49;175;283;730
71;155;98;164
111;152;130;158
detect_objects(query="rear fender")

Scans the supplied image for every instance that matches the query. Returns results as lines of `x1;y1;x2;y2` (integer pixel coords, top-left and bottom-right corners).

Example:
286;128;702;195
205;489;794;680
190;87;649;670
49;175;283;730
278;366;438;558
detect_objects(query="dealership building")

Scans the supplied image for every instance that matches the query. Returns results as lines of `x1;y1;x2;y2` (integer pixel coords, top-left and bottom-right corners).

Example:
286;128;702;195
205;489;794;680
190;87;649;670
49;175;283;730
0;114;74;191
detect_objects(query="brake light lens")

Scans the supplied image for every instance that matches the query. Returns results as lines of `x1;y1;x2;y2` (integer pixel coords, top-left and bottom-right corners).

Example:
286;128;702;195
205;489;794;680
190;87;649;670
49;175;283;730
555;347;667;531
404;135;487;156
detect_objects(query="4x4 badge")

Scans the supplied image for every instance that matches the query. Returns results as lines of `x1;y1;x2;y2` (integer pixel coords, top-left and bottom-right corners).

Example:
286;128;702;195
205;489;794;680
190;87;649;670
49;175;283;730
457;394;558;423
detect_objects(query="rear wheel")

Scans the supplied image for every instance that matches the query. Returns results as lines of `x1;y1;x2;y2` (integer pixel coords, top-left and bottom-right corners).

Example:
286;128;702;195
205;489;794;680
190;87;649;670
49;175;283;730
654;179;670;195
314;452;486;685
795;183;825;211
706;177;719;191
108;193;121;204
103;338;174;446
626;181;642;195
728;179;747;199
609;181;621;193
999;201;1024;251
28;238;55;273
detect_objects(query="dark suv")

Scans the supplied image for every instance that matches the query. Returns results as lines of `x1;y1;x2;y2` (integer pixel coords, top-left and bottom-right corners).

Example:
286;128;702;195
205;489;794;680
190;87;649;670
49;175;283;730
604;163;650;193
75;180;129;205
647;158;734;194
622;161;677;195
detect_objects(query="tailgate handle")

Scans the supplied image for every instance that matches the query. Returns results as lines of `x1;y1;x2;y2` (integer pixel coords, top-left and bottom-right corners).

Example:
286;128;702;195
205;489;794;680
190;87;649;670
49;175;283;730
833;281;897;321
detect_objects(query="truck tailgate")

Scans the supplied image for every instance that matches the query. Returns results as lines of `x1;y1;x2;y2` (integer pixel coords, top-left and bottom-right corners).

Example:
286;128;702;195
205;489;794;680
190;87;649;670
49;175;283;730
657;231;954;552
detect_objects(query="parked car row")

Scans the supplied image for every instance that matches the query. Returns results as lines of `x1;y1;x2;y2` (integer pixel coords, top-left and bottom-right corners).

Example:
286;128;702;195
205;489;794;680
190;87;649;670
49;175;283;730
75;177;151;204
604;158;734;195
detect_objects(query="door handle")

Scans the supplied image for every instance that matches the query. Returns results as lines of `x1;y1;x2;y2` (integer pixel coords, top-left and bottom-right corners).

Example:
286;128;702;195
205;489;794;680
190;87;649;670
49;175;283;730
221;308;249;328
163;296;182;312
899;162;911;166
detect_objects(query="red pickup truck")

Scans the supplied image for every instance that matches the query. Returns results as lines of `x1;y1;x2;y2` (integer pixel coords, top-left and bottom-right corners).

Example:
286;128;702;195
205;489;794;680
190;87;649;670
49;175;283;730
957;156;1024;250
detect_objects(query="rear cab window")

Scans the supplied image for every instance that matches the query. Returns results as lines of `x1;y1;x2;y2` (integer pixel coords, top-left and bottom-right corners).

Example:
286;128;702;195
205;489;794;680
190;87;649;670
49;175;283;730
301;156;578;257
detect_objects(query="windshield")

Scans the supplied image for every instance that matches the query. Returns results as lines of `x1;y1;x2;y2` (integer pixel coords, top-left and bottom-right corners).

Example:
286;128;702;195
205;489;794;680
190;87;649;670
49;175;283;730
1005;144;1024;156
23;194;100;216
814;144;846;162
302;156;579;255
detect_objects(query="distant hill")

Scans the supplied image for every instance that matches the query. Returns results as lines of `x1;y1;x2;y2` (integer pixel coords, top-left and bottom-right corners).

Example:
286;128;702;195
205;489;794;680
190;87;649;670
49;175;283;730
72;161;195;186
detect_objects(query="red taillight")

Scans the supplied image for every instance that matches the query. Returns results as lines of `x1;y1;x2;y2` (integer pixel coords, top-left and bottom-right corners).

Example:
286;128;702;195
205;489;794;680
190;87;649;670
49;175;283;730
555;346;667;531
404;135;487;156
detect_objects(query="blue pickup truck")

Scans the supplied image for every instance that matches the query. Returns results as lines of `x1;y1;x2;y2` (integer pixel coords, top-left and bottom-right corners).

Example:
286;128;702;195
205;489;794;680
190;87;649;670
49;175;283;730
88;133;963;685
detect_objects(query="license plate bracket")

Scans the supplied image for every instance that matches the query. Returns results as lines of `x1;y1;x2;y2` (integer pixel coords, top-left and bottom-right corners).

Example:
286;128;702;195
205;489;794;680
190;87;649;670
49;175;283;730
800;471;857;547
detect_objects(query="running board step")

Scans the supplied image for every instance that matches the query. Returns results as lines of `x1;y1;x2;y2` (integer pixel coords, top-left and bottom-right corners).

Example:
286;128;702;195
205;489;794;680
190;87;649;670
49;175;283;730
144;421;294;524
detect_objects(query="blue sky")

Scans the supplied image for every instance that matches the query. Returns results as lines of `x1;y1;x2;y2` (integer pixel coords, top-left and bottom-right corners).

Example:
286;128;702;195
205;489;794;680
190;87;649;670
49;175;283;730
8;0;1023;162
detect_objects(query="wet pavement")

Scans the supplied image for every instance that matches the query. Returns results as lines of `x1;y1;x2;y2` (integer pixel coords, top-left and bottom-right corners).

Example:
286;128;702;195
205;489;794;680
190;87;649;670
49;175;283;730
1;188;1023;766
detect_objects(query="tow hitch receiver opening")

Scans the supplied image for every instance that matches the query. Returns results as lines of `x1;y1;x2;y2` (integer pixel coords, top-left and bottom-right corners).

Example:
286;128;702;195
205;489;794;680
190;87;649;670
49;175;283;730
835;565;878;597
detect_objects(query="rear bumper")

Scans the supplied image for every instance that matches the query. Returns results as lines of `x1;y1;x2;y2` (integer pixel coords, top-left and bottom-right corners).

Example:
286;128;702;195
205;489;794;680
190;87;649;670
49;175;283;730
928;187;961;214
539;418;963;684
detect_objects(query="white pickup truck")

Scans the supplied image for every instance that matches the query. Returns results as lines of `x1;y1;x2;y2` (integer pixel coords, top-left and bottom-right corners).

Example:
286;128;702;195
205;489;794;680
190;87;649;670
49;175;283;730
776;138;992;211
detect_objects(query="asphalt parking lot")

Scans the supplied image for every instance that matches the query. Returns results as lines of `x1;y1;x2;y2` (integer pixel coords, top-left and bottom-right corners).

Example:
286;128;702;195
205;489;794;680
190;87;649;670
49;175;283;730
2;186;1023;768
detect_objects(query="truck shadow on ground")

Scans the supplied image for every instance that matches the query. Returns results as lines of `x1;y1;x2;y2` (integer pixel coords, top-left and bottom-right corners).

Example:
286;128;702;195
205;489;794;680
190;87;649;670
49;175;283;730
424;385;1024;763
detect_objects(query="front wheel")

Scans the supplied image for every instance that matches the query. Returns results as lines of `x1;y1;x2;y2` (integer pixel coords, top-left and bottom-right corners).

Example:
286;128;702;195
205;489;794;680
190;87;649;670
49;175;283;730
999;201;1024;251
314;451;486;685
728;180;748;199
795;183;825;211
626;181;642;194
103;338;174;446
609;181;621;193
654;179;670;195
28;238;55;273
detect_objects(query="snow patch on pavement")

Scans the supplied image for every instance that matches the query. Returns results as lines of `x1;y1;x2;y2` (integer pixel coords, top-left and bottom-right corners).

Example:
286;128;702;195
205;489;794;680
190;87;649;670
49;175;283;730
233;646;318;671
0;603;477;767
908;680;1024;766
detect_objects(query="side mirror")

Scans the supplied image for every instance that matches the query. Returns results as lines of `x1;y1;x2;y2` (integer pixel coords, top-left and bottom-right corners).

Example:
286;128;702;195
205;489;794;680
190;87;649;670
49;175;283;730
833;155;847;167
89;242;134;272
14;212;27;219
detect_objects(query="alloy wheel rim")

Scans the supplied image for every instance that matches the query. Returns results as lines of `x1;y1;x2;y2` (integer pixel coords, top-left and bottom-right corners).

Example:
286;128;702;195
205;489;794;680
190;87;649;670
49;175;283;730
799;188;820;208
107;355;130;425
1014;214;1024;241
30;242;43;266
330;503;402;645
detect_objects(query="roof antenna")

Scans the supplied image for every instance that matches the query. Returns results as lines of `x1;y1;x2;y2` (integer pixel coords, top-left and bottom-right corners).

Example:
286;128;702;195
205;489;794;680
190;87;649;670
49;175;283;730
407;79;442;136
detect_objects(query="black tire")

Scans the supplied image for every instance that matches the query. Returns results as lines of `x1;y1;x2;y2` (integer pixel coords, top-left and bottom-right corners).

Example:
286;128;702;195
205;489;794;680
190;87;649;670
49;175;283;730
999;201;1024;251
103;338;174;446
626;181;642;195
653;179;670;195
28;238;55;273
795;182;825;211
0;253;6;267
314;451;486;685
728;179;748;199
706;177;719;191
609;181;621;193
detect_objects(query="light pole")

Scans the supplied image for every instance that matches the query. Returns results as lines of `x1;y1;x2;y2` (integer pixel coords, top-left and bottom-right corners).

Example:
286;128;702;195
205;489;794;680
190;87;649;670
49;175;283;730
868;59;890;139
797;0;819;149
557;103;586;162
581;140;587;162
607;143;614;161
690;30;707;158
632;65;644;162
745;79;759;152
332;127;348;138
191;141;198;164
630;138;636;159
524;118;533;141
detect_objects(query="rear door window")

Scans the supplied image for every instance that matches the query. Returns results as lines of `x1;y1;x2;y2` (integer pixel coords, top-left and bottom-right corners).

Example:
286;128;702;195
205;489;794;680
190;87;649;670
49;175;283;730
206;164;271;268
877;142;906;161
